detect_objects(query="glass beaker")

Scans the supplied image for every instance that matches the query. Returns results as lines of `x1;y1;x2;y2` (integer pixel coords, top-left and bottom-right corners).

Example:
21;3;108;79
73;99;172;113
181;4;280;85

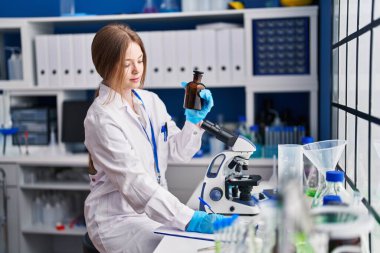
278;144;303;191
303;140;347;208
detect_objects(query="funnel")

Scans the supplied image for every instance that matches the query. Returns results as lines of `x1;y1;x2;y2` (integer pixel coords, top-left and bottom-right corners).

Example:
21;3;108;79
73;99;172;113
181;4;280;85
303;140;347;207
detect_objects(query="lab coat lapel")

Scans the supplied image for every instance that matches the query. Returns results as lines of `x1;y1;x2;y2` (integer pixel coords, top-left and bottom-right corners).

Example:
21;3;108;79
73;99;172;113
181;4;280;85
113;106;155;177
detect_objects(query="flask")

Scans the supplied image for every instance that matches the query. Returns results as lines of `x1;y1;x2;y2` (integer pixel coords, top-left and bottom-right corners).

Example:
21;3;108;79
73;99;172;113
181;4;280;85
302;136;318;200
183;70;205;110
315;171;352;207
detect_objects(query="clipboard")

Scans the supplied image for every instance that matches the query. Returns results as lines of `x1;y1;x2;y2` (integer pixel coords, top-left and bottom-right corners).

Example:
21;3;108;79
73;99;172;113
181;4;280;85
154;226;214;242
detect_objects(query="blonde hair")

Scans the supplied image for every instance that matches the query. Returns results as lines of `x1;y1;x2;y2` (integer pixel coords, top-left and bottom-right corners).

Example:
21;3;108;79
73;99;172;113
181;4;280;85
91;23;147;97
89;23;147;174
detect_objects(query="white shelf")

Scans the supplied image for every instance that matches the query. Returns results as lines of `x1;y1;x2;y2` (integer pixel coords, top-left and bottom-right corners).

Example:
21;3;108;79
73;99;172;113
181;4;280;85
0;150;274;167
0;81;247;91
21;182;90;191
22;225;86;236
25;9;245;24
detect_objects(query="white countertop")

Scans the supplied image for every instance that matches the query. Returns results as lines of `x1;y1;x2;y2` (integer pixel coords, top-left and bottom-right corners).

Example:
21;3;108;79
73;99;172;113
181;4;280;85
0;146;275;167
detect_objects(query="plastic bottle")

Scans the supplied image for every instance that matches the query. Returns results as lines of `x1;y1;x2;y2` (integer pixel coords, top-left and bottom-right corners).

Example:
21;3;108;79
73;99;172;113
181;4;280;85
60;0;75;16
5;47;23;80
143;0;158;13
297;126;306;144
315;171;352;207
32;195;43;225
237;116;250;139
43;202;55;227
159;0;179;12
183;70;205;110
323;195;342;206
249;125;262;158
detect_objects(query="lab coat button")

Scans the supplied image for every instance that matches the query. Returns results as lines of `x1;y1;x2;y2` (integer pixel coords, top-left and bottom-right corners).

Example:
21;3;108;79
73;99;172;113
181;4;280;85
193;131;198;135
92;178;96;182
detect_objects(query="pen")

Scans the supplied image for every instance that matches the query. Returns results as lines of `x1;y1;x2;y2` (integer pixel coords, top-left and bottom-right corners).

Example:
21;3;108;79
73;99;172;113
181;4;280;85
164;122;168;142
198;197;215;214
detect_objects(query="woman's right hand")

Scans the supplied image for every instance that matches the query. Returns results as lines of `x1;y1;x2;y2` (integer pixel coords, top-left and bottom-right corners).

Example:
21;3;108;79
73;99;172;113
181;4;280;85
185;211;226;234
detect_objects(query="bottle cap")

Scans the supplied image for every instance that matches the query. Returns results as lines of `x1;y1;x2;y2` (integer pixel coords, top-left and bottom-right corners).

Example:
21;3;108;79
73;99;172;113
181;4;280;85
193;70;204;75
323;195;342;206
238;115;246;122
302;136;314;144
326;170;344;182
249;125;259;132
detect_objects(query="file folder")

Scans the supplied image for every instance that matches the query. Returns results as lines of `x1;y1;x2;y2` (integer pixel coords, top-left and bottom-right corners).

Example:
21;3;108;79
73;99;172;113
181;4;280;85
59;34;74;86
175;30;192;83
216;29;232;83
231;28;246;84
72;34;86;86
201;29;217;84
35;35;50;87
148;31;165;87
162;31;178;85
189;30;204;76
138;32;151;87
47;35;61;87
85;33;101;88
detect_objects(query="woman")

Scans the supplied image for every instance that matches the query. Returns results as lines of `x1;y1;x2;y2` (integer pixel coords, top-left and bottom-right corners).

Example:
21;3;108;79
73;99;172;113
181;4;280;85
84;24;224;253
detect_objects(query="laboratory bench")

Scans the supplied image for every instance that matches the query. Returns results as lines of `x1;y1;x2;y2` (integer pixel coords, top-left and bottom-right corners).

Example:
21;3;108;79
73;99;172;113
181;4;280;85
0;147;274;253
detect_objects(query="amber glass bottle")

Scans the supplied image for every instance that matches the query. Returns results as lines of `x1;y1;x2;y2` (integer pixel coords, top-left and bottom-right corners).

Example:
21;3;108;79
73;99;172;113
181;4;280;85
183;70;206;110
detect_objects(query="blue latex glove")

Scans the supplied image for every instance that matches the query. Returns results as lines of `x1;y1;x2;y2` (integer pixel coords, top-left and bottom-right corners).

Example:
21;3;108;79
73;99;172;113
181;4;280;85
181;82;214;124
185;211;225;234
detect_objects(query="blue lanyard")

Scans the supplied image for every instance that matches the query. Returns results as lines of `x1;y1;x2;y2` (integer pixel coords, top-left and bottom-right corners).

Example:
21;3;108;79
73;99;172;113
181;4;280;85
132;90;161;185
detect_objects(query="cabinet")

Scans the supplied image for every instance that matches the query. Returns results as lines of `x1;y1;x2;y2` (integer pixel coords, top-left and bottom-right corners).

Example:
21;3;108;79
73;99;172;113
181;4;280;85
0;154;89;253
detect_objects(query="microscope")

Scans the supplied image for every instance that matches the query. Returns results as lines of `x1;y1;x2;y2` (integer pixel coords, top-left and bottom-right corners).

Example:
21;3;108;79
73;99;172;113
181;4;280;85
199;120;261;215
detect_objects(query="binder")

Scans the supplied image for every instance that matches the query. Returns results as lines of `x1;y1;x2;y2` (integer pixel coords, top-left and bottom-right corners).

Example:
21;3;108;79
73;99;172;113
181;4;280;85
72;34;86;86
175;30;192;83
148;31;164;87
47;35;61;87
231;28;246;84
84;33;101;88
216;29;232;83
201;29;217;84
162;31;178;85
138;32;151;87
35;35;50;87
189;30;204;76
59;34;74;86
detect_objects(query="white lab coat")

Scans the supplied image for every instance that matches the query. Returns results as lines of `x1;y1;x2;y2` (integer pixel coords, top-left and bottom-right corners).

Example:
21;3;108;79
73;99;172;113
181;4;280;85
84;83;204;253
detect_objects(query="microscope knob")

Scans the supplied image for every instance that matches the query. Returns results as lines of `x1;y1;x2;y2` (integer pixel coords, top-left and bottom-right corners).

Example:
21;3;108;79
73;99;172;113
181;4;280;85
210;188;223;201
